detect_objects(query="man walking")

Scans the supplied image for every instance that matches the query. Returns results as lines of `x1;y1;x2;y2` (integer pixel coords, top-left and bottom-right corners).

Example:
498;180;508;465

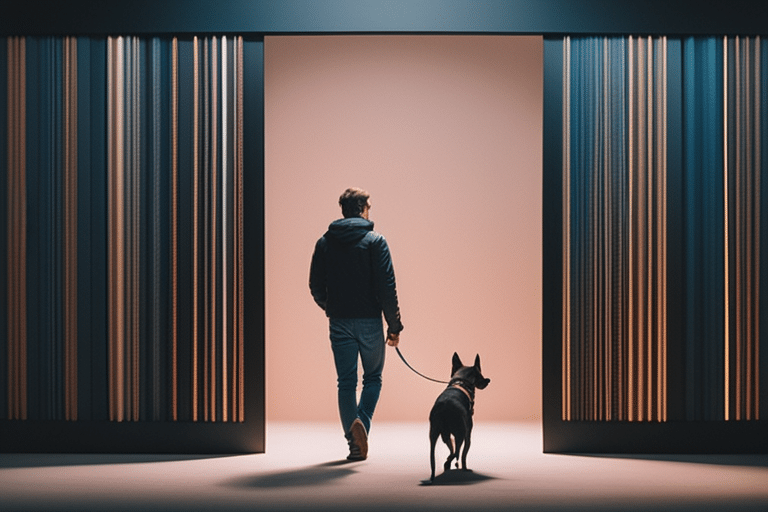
309;187;403;461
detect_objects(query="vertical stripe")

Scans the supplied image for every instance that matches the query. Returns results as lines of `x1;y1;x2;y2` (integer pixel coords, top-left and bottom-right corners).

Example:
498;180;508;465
208;37;219;421
658;37;669;421
64;37;78;421
151;37;161;421
131;36;140;423
108;36;126;422
221;35;228;423
7;37;27;420
237;36;245;422
724;36;730;421
724;36;762;421
192;36;199;422
755;36;761;421
628;35;635;422
171;37;179;422
202;37;209;422
562;36;571;421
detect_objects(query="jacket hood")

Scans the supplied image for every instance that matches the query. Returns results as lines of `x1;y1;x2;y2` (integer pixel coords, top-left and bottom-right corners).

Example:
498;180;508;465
324;217;374;245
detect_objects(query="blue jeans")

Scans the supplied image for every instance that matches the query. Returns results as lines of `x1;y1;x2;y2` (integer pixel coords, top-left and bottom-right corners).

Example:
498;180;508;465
329;317;386;443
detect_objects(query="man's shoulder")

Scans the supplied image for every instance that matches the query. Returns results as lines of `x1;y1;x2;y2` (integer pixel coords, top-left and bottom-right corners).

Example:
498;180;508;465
364;230;386;243
363;231;390;252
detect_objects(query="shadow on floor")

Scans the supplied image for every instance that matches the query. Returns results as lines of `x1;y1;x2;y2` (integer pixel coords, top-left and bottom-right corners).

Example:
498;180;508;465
573;453;768;468
420;469;496;486
224;459;359;488
0;453;231;469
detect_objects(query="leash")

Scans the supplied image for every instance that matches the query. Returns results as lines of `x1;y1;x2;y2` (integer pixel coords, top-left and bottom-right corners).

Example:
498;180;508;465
395;347;449;384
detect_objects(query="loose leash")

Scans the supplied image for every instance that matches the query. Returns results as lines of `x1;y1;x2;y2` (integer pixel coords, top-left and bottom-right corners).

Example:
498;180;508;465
395;346;449;384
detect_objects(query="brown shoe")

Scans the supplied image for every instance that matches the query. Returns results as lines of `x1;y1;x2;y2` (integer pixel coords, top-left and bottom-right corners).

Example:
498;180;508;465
347;442;365;461
347;418;368;460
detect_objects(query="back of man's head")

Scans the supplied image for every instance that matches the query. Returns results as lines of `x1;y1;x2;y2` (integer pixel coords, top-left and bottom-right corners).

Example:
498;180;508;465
339;187;370;218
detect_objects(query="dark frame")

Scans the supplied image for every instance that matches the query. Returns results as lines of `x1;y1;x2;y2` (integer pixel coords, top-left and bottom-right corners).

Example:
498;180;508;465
2;0;768;454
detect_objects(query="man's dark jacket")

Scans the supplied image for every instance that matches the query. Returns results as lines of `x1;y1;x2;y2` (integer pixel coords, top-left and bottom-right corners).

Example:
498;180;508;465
309;217;403;335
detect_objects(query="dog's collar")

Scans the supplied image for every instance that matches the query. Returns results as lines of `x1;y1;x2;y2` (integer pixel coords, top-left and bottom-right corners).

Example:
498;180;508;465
448;378;475;411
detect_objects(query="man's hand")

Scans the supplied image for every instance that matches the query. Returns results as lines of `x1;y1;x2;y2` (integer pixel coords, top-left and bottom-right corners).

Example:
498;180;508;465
386;332;400;347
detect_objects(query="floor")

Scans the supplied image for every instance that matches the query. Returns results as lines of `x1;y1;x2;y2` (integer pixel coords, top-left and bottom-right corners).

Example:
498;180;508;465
1;422;768;511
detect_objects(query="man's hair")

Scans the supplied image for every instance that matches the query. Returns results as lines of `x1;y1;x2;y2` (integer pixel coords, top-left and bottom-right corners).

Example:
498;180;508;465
339;187;370;218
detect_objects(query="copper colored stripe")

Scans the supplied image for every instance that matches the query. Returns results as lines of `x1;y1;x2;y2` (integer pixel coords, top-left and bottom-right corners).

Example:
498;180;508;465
132;36;141;422
8;37;28;420
221;35;229;423
638;36;646;422
107;37;114;421
203;37;210;422
232;36;241;422
562;36;571;421
237;36;245;422
109;36;126;422
202;37;208;421
64;37;78;421
735;37;742;422
630;35;637;422
724;36;730;421
211;36;218;422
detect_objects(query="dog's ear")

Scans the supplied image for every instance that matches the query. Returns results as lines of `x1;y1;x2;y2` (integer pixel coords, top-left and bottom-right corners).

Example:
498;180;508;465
474;354;482;372
452;352;463;375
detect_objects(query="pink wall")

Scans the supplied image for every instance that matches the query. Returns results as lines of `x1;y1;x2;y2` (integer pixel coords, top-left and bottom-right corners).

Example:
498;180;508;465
265;35;543;423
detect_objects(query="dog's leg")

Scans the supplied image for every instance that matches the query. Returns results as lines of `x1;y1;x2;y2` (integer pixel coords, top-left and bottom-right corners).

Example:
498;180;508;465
460;428;472;471
429;428;440;481
453;433;465;470
441;433;454;472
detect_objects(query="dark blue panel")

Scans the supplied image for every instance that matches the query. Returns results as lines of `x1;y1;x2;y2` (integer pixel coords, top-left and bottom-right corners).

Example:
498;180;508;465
176;38;194;422
681;37;725;421
88;38;108;421
541;36;563;433
243;38;264;445
25;37;43;420
76;36;92;420
665;38;685;421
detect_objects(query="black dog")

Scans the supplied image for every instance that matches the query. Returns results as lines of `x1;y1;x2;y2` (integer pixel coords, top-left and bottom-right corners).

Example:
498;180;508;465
428;353;490;482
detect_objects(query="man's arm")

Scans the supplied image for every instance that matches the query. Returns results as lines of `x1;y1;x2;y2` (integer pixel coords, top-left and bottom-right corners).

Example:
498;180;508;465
371;235;403;336
309;238;328;310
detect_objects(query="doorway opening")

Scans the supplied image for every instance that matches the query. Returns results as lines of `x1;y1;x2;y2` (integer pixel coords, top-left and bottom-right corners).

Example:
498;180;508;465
264;35;543;427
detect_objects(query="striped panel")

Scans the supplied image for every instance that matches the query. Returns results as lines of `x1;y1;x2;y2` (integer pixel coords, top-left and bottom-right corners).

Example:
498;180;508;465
564;35;766;422
724;36;762;422
563;36;668;422
5;37;79;421
6;37;27;421
106;36;246;422
4;36;247;423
